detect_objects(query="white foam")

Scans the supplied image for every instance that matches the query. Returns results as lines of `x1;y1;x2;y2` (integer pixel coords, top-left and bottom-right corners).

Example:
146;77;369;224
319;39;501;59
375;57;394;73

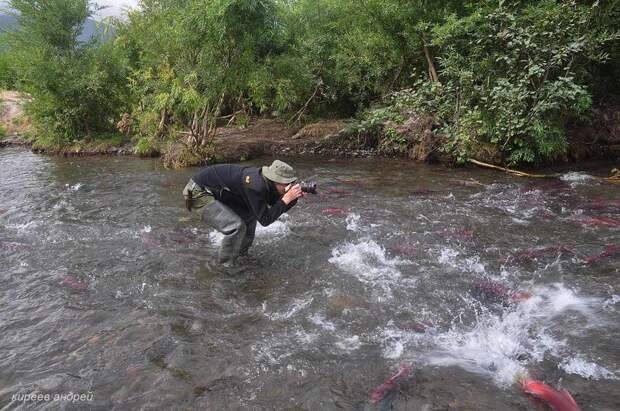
208;220;289;246
428;310;531;385
309;313;336;331
255;220;289;240
329;239;404;283
294;328;318;345
265;297;313;321
7;220;40;233
345;213;361;231
436;248;487;275
603;294;620;311
559;357;617;380
437;248;459;265
560;172;594;183
141;225;152;233
532;283;599;317
381;326;407;359
335;335;361;352
424;283;598;386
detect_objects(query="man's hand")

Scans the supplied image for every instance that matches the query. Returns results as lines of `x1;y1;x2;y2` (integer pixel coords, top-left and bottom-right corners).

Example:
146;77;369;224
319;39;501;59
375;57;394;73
282;183;303;205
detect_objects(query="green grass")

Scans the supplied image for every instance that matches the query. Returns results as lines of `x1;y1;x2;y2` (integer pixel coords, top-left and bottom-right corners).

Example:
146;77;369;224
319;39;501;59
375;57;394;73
32;131;131;153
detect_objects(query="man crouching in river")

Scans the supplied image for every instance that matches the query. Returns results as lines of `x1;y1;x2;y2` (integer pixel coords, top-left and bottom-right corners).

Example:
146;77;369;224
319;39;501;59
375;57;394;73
183;160;303;266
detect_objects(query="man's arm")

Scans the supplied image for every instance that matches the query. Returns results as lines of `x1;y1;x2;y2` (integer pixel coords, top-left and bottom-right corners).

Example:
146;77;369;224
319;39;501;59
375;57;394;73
244;186;289;226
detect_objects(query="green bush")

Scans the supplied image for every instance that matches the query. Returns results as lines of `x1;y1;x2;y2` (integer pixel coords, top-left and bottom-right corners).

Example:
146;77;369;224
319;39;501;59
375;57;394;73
5;0;129;146
355;0;617;164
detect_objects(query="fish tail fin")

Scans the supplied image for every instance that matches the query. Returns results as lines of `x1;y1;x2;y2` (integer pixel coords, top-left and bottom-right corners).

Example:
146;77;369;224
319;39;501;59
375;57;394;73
559;388;580;409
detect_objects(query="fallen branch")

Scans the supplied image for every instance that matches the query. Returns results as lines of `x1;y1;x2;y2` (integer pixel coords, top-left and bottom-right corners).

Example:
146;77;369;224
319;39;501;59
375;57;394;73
467;158;561;178
600;168;620;184
468;159;620;185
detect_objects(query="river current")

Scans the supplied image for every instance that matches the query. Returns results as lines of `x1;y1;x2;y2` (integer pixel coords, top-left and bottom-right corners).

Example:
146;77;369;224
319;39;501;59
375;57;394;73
0;147;619;410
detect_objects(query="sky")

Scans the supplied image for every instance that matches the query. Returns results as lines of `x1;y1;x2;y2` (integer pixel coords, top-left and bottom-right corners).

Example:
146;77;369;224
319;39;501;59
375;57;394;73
94;0;140;18
0;0;140;19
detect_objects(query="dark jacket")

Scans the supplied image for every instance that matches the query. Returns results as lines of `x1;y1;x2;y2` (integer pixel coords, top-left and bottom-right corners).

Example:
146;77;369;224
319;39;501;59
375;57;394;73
192;164;295;226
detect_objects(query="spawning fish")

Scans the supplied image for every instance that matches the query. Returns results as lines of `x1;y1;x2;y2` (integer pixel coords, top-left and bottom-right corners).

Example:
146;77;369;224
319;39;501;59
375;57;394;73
583;244;620;265
321;207;348;216
578;216;620;227
61;275;88;291
473;279;531;304
583;198;620;211
325;188;353;196
401;320;433;333
521;379;582;411
410;188;441;196
503;245;573;263
0;241;32;252
369;363;412;405
440;228;475;240
142;232;162;247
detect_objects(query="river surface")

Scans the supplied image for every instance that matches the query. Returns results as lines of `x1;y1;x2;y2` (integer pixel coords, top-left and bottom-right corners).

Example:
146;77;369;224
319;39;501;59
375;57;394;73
1;146;619;410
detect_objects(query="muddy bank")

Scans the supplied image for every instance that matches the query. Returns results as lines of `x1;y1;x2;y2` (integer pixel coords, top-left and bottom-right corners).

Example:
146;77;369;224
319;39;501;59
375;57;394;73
0;90;31;138
162;118;368;168
2;90;619;167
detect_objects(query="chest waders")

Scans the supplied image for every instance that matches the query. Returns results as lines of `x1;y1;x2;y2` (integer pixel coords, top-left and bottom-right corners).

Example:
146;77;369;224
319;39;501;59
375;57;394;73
183;179;257;266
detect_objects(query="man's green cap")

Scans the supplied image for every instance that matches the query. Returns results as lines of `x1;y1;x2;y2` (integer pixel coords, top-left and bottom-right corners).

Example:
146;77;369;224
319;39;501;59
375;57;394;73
262;160;297;184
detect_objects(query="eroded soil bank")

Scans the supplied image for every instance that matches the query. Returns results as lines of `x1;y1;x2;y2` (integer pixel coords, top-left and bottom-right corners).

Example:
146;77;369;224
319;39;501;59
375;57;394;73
2;91;619;168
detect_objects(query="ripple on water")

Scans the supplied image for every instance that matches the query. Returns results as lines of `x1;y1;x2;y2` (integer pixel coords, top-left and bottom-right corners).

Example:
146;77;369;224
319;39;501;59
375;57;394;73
2;150;620;410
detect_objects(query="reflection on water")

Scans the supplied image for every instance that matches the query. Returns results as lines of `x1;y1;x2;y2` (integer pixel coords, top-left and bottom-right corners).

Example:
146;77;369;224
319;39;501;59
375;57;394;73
1;147;619;410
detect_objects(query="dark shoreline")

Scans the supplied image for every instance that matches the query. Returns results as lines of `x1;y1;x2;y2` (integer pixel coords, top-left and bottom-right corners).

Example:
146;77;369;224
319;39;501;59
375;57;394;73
2;134;618;180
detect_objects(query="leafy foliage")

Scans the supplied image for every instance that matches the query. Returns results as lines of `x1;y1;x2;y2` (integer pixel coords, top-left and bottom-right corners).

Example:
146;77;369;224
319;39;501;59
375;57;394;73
4;0;129;145
356;0;618;164
1;0;618;163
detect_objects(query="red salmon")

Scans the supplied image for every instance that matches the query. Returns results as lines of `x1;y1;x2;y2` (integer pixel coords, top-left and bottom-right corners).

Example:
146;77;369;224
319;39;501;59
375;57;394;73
579;216;620;227
437;228;475;241
521;379;581;411
61;275;88;291
584;244;620;265
370;363;412;405
321;207;348;216
325;188;353;196
503;246;573;263
473;280;531;303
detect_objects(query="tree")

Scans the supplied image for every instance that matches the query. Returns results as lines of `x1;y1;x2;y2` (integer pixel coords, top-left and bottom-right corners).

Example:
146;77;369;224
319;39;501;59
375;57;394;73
5;0;129;144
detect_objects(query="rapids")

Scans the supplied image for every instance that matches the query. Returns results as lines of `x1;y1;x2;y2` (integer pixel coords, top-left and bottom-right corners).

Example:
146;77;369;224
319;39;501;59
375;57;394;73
1;147;618;410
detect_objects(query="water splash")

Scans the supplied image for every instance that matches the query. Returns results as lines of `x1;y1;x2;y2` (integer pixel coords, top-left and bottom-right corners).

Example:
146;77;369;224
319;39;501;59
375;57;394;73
256;220;289;240
345;213;361;231
559;356;617;380
560;172;595;183
423;284;604;386
65;183;83;191
330;240;404;282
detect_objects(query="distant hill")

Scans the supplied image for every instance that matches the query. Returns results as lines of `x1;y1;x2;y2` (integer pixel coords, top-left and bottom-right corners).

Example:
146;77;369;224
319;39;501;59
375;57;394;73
0;13;115;42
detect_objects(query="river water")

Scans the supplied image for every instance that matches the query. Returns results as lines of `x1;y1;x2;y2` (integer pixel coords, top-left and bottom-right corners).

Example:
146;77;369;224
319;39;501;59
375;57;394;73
0;146;619;410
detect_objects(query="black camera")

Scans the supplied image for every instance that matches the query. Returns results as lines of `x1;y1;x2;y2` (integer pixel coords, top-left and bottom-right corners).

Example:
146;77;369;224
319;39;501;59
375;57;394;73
299;181;318;194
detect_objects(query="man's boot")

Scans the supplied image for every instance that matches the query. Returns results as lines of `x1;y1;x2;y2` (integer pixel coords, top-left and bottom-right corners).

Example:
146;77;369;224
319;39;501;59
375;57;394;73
239;219;257;257
201;200;246;266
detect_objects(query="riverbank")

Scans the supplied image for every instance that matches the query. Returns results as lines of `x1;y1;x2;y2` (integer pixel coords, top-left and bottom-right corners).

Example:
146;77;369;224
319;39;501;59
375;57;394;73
2;90;619;168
